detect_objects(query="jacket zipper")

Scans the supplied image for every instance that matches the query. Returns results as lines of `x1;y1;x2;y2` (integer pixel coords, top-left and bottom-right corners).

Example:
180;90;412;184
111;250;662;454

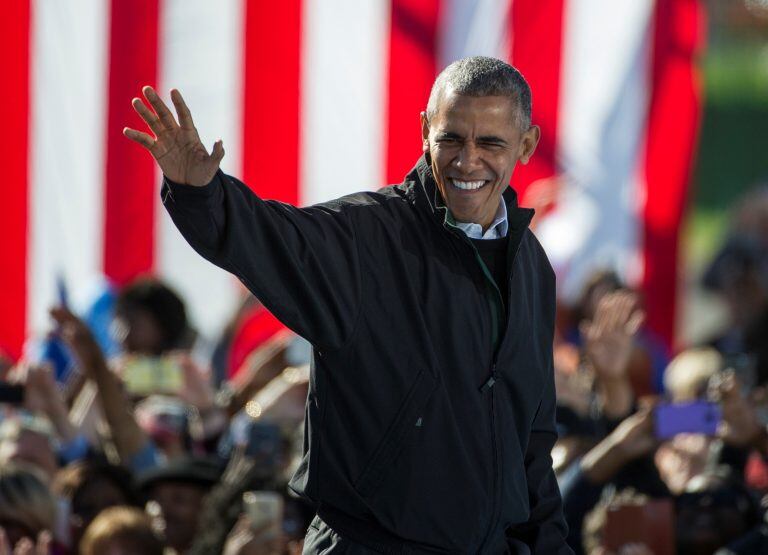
443;213;529;550
448;226;504;551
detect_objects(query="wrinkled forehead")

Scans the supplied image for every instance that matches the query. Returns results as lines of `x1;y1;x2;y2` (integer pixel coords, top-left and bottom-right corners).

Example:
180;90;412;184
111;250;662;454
429;91;520;134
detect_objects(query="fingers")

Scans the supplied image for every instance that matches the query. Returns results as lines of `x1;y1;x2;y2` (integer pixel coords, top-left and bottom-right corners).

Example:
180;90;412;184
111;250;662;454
170;88;195;128
123;127;156;150
626;309;646;335
0;527;11;555
49;305;76;325
143;86;179;130
34;532;51;555
131;96;165;136
211;139;225;164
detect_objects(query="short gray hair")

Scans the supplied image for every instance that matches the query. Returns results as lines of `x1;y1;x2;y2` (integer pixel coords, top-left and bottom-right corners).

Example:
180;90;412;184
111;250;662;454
426;56;532;130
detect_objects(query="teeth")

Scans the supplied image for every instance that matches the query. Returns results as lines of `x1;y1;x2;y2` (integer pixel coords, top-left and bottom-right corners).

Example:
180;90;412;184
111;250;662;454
452;179;485;190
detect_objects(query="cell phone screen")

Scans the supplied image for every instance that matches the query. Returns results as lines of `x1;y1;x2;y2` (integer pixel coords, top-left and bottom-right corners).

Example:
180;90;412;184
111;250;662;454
123;357;183;396
243;491;283;537
654;401;721;440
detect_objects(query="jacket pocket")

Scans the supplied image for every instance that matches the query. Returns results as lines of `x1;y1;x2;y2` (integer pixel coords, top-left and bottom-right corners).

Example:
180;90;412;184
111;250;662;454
354;368;437;498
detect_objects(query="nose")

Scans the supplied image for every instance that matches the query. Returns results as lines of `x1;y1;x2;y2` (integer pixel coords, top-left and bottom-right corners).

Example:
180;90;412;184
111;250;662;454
454;141;483;174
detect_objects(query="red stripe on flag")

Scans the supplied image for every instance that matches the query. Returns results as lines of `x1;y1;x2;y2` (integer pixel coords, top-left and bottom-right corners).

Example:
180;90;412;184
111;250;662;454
385;0;441;185
0;0;31;361
242;0;302;204
103;0;160;286
642;0;705;346
509;0;565;202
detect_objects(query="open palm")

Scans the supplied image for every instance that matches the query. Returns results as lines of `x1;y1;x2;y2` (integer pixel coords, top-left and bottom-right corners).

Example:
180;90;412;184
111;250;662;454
123;86;224;186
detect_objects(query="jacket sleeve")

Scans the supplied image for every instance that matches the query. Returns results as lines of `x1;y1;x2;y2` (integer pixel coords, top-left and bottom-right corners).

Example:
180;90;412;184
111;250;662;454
160;171;361;351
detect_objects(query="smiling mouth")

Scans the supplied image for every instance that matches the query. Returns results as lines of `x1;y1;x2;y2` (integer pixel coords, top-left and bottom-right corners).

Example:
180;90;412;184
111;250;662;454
451;179;487;191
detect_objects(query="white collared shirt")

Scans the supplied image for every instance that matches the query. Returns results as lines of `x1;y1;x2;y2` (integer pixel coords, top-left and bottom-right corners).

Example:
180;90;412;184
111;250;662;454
453;200;508;240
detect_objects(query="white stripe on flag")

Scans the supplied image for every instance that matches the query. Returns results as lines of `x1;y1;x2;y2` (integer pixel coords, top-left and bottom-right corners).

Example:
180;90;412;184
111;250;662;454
28;0;110;335
300;0;390;205
537;0;654;300
438;0;511;67
156;0;244;340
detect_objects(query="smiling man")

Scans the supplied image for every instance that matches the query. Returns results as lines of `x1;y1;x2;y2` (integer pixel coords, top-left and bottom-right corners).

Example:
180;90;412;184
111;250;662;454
125;56;571;554
422;65;539;235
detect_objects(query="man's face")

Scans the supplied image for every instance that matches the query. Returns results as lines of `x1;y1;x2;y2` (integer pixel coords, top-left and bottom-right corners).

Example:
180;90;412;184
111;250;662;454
149;481;207;551
421;89;539;229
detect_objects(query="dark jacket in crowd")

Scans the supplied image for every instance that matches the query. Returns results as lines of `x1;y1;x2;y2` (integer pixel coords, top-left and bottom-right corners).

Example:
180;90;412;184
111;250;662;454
161;155;571;554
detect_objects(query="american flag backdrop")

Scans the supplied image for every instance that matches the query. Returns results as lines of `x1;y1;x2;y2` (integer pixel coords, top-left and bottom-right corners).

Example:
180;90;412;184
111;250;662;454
1;0;704;361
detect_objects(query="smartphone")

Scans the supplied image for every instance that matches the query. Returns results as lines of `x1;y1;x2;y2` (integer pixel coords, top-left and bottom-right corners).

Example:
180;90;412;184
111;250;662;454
0;382;24;405
240;421;283;475
123;357;183;396
654;401;721;440
603;499;675;555
242;491;283;537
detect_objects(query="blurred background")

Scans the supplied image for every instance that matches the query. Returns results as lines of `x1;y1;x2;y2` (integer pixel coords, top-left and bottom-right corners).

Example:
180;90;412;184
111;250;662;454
0;0;731;358
1;0;765;358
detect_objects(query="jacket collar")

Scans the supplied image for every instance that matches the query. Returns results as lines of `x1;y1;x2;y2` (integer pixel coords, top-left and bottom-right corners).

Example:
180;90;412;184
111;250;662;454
403;154;534;234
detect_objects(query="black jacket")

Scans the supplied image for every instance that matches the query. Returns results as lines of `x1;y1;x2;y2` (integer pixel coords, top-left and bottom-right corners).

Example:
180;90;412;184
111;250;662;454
162;156;571;554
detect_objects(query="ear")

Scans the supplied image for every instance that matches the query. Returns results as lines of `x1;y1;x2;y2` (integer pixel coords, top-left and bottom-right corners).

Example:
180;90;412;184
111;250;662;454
518;124;541;165
420;111;430;153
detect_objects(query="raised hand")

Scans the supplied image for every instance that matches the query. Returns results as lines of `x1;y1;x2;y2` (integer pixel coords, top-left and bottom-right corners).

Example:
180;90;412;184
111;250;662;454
173;352;215;412
123;86;224;186
0;528;51;555
48;306;105;375
710;370;764;448
580;290;645;380
580;408;658;484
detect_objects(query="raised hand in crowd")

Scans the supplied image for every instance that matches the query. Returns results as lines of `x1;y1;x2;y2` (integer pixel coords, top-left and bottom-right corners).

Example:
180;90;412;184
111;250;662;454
581;291;645;418
581;291;645;380
123;86;224;187
580;408;658;485
222;514;282;555
175;352;216;412
710;370;767;450
48;307;105;378
49;307;150;464
0;529;50;555
22;363;78;445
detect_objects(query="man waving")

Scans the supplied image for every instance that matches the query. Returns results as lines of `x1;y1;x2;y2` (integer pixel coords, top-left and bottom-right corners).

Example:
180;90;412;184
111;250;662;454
125;56;571;554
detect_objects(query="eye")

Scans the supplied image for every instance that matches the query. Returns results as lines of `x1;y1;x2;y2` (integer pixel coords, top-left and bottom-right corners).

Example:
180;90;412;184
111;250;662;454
479;141;504;150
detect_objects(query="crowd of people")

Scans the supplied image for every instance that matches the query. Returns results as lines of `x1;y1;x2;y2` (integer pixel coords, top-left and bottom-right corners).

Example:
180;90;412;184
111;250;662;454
0;184;766;554
551;185;768;554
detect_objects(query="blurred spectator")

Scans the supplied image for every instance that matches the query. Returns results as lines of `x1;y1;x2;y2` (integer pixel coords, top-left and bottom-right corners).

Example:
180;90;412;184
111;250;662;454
664;348;723;402
552;285;649;477
52;459;138;549
79;506;163;555
188;450;313;555
0;416;58;481
51;307;159;471
112;277;191;356
137;456;222;553
563;270;669;397
703;186;768;388
675;469;762;555
581;488;667;555
135;395;192;460
0;464;55;548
